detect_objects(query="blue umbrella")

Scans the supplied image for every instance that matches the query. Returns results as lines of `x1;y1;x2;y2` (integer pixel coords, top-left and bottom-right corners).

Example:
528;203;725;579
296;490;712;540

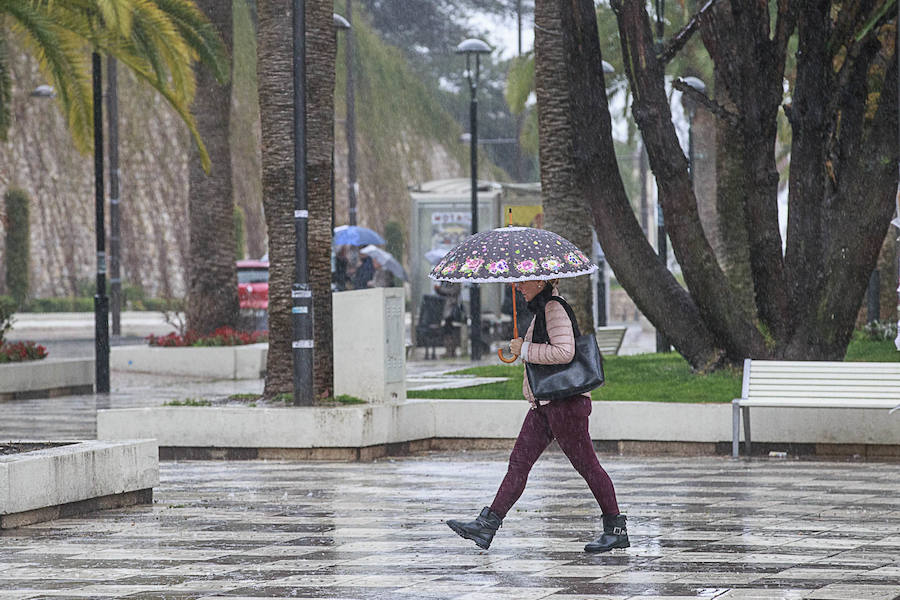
333;225;386;246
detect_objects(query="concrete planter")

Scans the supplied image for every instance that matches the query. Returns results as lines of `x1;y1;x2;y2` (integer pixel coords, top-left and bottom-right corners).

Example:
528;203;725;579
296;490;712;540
98;399;900;460
0;439;159;528
111;343;267;379
98;403;434;452
0;358;94;400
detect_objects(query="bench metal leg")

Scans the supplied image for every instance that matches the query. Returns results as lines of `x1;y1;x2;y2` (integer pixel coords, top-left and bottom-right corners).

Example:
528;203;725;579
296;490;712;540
732;400;740;458
742;406;751;457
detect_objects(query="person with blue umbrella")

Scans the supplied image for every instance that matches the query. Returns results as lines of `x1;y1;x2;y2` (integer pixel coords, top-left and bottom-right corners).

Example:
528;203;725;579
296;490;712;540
333;225;385;247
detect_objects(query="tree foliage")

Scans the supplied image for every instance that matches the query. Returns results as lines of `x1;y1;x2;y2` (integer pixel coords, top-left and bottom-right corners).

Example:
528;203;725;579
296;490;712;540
0;0;228;171
357;0;536;180
551;0;898;369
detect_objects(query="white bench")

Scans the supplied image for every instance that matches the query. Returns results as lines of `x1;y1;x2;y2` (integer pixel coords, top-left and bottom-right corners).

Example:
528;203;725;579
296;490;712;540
732;359;900;457
596;326;628;356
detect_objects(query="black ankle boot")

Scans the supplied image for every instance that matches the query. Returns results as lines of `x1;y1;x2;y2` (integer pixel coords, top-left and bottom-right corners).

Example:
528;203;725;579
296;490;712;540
447;507;502;549
584;513;630;553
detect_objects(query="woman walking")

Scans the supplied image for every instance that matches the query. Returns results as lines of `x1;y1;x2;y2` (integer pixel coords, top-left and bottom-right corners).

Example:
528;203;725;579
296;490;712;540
446;278;628;553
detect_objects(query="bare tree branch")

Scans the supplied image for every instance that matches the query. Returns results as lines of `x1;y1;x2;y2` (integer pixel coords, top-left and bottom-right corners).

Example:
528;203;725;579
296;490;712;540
672;78;739;126
657;0;721;64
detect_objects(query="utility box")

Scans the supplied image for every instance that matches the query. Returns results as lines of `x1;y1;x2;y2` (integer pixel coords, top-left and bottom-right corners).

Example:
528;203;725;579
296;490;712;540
333;288;406;404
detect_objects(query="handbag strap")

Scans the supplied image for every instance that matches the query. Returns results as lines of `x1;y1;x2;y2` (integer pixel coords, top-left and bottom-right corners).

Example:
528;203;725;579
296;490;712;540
548;296;581;338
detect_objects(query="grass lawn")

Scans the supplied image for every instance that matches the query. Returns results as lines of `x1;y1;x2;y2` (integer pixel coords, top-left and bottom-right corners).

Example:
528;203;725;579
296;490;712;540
407;336;899;403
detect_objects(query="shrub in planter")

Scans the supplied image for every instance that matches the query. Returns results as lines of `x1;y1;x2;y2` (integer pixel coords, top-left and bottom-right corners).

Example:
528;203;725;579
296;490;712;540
0;295;15;344
148;326;267;347
4;188;30;307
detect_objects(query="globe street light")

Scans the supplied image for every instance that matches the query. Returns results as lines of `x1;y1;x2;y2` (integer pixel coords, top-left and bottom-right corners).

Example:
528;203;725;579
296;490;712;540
29;85;55;98
456;38;491;361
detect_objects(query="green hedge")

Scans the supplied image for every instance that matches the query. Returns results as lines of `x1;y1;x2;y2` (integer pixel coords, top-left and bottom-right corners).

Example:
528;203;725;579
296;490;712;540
4;188;30;306
0;294;181;313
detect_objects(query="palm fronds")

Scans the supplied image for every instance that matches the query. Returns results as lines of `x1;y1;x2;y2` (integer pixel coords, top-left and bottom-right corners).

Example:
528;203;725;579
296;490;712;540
1;0;228;171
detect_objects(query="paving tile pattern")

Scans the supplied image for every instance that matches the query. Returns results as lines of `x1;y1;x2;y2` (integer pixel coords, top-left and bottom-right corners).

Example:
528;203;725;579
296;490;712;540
1;452;899;599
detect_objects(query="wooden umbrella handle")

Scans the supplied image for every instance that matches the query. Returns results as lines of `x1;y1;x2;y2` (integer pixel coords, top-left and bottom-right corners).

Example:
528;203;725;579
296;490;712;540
498;281;519;363
498;347;518;363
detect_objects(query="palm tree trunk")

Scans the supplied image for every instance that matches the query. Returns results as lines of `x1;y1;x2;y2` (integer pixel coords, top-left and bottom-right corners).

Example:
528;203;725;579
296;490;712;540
533;0;593;331
257;0;294;396
305;1;336;398
258;0;334;398
187;0;239;336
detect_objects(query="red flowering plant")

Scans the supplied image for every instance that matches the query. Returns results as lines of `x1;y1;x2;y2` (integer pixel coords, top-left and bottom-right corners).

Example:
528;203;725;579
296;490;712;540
0;341;49;363
0;298;48;363
148;327;267;347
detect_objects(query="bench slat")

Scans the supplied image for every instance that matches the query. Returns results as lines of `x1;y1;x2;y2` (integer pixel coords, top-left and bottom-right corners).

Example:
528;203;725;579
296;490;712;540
749;364;900;373
750;371;900;379
743;390;900;399
738;398;899;408
595;326;627;356
749;381;900;389
750;379;900;387
746;360;900;367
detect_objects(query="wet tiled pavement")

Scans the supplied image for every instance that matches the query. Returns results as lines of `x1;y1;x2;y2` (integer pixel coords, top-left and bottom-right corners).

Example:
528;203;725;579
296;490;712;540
2;452;900;599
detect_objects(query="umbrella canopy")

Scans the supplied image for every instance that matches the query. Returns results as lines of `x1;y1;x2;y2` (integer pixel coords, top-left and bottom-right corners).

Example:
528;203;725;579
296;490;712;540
429;226;596;283
333;225;386;246
361;245;408;281
425;247;449;265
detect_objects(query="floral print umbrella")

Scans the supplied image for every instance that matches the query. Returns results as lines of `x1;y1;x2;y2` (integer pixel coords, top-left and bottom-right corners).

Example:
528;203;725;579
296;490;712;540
429;226;597;283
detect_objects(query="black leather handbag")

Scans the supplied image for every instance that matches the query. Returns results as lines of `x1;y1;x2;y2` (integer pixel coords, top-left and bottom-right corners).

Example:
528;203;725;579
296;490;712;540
525;297;605;400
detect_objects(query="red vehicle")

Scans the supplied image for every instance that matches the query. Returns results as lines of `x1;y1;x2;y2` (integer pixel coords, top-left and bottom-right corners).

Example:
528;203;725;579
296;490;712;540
237;259;268;330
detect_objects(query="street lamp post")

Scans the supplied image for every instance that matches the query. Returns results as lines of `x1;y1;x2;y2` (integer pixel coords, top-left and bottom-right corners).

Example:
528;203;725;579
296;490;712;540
895;0;900;351
681;76;706;179
291;0;313;405
456;38;491;361
654;75;706;353
92;52;110;393
332;12;351;234
593;60;615;328
339;3;358;226
108;58;122;338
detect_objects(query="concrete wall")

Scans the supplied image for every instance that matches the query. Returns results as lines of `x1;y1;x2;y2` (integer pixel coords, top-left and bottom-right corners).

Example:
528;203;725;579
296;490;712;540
0;358;94;397
0;440;158;516
110;344;267;379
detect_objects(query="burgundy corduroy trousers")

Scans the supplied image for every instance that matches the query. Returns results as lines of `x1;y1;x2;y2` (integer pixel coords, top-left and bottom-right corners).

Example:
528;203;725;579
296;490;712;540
490;394;620;519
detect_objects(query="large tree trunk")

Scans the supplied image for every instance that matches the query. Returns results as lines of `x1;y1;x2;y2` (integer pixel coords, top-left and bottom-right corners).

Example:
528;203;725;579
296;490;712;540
187;0;239;336
532;0;593;331
258;0;334;398
787;26;899;358
257;0;294;396
305;2;336;399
